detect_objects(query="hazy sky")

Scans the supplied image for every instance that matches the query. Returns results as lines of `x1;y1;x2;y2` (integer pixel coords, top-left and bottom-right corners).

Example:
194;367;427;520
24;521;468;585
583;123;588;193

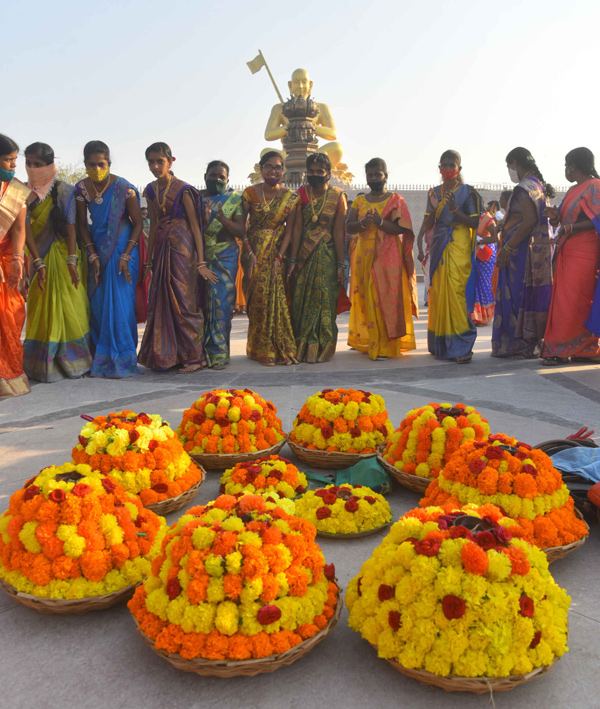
2;0;597;192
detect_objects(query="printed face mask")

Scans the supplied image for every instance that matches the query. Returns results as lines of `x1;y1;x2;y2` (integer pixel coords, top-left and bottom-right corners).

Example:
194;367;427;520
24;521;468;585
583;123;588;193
440;168;459;181
206;178;227;194
86;166;110;182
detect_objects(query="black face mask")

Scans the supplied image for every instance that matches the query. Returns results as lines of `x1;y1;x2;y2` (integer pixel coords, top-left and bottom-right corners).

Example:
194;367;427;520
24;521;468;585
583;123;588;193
307;174;328;188
367;180;385;192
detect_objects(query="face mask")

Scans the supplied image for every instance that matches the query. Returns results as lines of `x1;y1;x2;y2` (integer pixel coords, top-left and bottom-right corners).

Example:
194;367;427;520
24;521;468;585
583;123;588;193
87;166;109;182
307;174;328;188
0;168;15;182
367;180;385;192
440;168;459;181
508;167;519;183
264;175;280;186
206;178;228;195
26;163;57;200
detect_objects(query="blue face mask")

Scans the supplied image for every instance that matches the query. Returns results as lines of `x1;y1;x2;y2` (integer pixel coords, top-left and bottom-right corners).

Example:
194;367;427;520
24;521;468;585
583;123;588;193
0;168;15;182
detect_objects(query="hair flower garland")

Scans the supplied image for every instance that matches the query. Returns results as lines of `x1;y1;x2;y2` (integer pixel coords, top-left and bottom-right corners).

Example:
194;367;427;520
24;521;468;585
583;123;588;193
420;433;588;549
220;456;307;499
176;389;285;455
346;504;570;678
71;411;203;507
382;403;490;479
295;485;392;535
0;463;167;599
289;389;393;453
128;493;339;660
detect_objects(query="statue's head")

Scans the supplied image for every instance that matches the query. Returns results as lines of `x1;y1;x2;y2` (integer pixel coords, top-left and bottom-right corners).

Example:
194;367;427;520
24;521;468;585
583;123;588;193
289;68;312;98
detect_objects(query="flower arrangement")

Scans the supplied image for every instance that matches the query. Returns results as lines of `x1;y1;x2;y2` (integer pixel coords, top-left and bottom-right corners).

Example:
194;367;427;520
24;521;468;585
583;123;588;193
420;434;588;549
177;389;285;455
71;410;204;507
295;485;392;535
382;403;490;479
289;389;393;453
219;456;307;499
128;493;339;661
0;463;167;599
346;503;570;679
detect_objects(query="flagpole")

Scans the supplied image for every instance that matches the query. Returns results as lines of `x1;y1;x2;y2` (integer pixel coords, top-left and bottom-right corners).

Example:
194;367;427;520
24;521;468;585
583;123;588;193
258;49;284;104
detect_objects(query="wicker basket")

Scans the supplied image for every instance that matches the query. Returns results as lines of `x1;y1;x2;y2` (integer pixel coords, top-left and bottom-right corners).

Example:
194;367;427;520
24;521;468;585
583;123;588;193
0;578;137;615
544;507;589;563
144;468;206;515
190;439;286;471
377;446;431;494
132;581;343;677
317;523;391;540
287;437;377;470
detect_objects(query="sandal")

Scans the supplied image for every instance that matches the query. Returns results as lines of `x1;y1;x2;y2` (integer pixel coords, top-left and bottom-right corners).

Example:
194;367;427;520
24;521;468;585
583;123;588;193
455;354;473;364
211;363;227;370
540;357;563;367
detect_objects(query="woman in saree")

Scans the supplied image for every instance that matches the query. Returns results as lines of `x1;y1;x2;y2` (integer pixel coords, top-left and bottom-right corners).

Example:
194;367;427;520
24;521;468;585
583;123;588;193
541;148;600;364
200;160;245;369
0;134;31;398
75;140;143;378
422;150;481;363
288;153;347;363
23;142;92;382
347;158;418;360
471;208;498;327
492;147;554;358
242;151;299;366
139;142;215;372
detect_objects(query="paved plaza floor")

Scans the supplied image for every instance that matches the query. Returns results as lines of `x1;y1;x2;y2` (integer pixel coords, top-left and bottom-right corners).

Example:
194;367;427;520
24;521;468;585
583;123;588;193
1;306;599;709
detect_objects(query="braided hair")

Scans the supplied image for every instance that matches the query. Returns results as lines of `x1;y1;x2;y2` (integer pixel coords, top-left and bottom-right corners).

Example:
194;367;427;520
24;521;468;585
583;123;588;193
505;147;555;198
25;142;68;240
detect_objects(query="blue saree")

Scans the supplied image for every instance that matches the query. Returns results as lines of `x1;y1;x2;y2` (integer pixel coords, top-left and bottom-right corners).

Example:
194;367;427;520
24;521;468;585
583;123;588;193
202;190;242;367
75;177;140;378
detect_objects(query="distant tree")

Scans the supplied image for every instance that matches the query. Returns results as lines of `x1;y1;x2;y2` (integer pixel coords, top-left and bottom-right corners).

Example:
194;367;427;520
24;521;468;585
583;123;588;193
56;162;86;185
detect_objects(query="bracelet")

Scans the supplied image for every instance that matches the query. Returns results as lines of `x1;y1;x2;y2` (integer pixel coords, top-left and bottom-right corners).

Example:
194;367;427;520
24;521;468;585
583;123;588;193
566;224;574;236
503;243;516;255
84;243;95;250
127;240;138;247
197;261;207;267
274;253;283;265
119;253;132;262
144;262;152;268
66;255;79;266
337;262;348;270
359;218;367;229
222;217;232;229
88;253;100;263
378;216;384;226
11;254;24;264
243;241;253;254
450;207;459;214
32;258;45;272
286;257;298;264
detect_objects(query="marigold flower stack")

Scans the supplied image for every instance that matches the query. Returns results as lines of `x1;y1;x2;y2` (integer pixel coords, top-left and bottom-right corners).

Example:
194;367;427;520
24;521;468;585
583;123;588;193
219;456;307;499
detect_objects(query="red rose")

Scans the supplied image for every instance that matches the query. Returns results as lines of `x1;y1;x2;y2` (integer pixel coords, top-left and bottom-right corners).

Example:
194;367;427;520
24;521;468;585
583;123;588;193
321;426;334;439
345;499;359;513
519;595;534;618
378;584;394;602
364;496;376;505
166;578;181;601
72;484;92;497
269;471;282;481
350;428;361;439
193;412;206;425
23;476;37;488
488;434;506;442
522;464;537;477
321;389;334;394
248;464;262;474
388;610;401;631
152;482;169;494
138;413;152;425
473;441;488;449
134;515;146;528
295;486;306;495
357;577;362;596
316;507;332;519
114;499;124;508
102;478;116;492
244;388;253;394
414;538;441;557
379;426;388;436
469;459;486;473
329;486;340;494
442;594;466;620
530;631;542;649
147;440;159;453
219;484;226;494
324;563;335;581
449;525;473;541
78;435;88;447
129;430;139;444
257;604;281;625
494;526;513;544
315;489;328;499
250;410;262;422
514;450;528;461
24;485;40;501
485;446;504;460
475;531;497;551
322;492;337;505
517;441;533;450
49;489;66;503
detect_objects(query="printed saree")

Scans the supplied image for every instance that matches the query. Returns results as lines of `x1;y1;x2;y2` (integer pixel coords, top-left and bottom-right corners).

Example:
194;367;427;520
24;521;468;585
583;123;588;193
471;212;497;326
542;178;600;359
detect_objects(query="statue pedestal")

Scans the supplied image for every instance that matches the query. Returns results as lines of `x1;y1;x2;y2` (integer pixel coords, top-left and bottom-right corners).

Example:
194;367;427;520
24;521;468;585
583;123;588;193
282;95;319;188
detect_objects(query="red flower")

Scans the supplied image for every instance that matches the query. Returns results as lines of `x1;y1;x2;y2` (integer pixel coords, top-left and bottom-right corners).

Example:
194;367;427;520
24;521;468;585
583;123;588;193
24;485;40;501
475;531;497;551
257;604;281;625
134;515;146;528
353;484;362;489
519;595;534;618
494;526;513;544
321;388;334;394
469;459;486;473
24;476;37;488
530;631;542;649
321;426;334;439
364;496;376;505
78;435;88;447
350;428;361;439
316;507;332;519
442;595;466;620
473;441;488;449
102;478;116;492
388;610;401;631
485;446;504;460
379;426;388;436
193;412;206;425
517;441;533;450
324;563;335;581
414;538;441;557
449;525;474;541
250;410;262;422
166;578;181;600
114;499;124;508
378;584;394;602
357;577;362;596
315;489;328;499
148;440;159;452
514;451;528;461
138;413;152;425
488;434;506;442
322;492;337;505
129;430;139;444
522;464;537;477
295;486;307;494
152;483;169;494
48;489;66;503
72;484;92;497
345;499;359;513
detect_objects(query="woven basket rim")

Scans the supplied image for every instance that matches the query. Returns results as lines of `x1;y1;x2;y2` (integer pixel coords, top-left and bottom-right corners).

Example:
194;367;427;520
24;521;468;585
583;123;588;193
0;577;138;607
144;467;206;514
190;439;286;470
317;522;391;539
376;447;431;490
544;507;589;560
288;437;378;459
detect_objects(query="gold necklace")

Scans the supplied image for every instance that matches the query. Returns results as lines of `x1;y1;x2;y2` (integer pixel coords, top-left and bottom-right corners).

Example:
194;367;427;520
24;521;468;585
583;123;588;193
93;176;111;204
156;175;173;214
307;185;326;222
261;184;277;212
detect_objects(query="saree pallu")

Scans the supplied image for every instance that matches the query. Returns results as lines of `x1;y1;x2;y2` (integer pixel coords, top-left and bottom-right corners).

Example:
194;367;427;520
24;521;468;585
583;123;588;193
23;182;92;382
348;192;418;359
202;191;242;366
427;184;481;359
492;177;552;358
243;186;298;366
0;179;31;398
139;179;205;370
471;244;497;326
291;186;344;363
77;177;140;378
542;178;600;359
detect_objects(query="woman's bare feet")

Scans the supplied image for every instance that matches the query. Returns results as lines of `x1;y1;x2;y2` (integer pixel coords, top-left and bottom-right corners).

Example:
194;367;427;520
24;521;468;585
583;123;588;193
178;363;203;373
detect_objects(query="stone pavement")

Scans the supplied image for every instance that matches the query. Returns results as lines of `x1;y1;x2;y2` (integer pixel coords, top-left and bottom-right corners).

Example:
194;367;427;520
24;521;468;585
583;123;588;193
1;304;599;709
